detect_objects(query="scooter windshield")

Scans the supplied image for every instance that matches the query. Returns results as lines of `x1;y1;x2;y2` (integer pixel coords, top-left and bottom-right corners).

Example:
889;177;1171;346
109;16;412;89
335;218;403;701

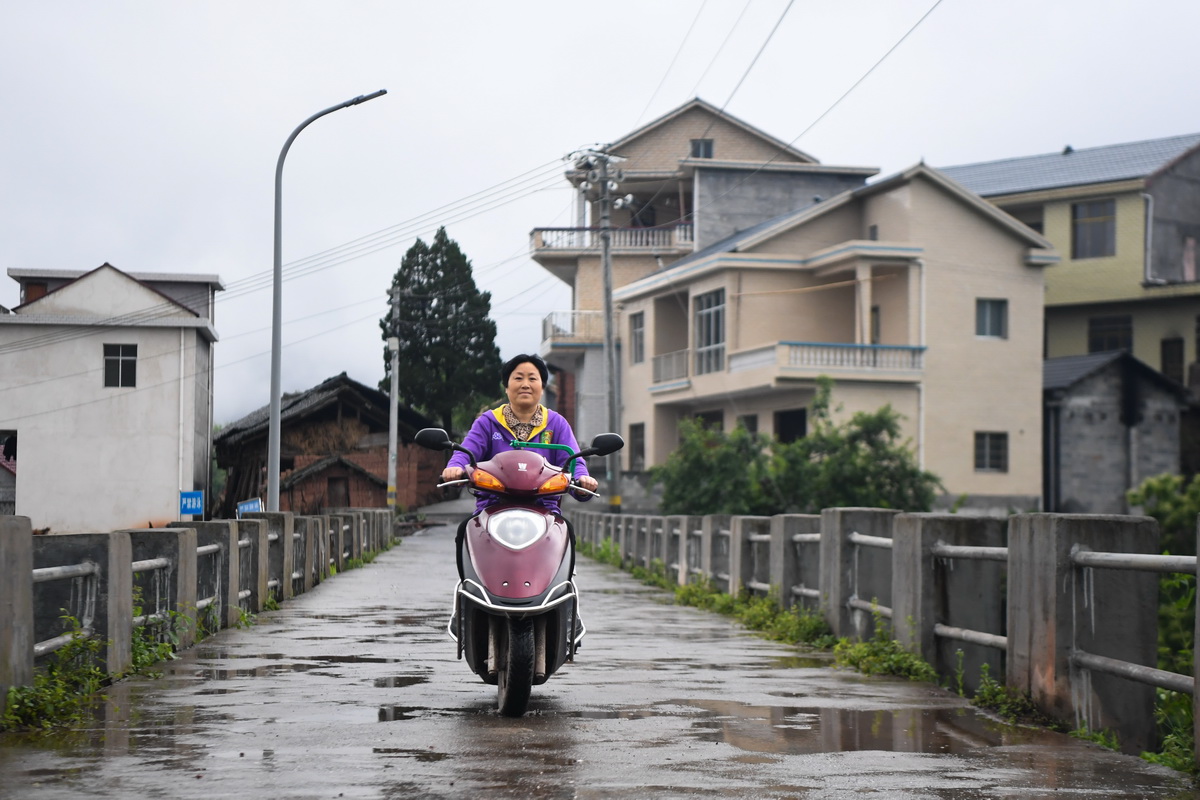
489;508;549;550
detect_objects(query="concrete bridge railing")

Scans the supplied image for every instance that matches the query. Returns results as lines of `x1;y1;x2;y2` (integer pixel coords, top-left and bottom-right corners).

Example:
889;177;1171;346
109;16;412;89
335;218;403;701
570;507;1200;759
0;508;395;717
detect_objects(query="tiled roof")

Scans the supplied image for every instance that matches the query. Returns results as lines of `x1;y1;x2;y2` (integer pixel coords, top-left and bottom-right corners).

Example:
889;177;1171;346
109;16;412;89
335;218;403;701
216;372;433;448
1044;351;1190;400
938;133;1200;197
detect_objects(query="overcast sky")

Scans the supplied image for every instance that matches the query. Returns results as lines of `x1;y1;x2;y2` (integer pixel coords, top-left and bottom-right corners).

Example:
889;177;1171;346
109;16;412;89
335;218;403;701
3;1;1197;426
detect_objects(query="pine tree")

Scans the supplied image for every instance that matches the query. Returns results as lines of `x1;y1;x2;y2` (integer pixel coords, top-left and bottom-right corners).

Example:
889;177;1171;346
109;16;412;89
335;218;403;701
379;228;501;433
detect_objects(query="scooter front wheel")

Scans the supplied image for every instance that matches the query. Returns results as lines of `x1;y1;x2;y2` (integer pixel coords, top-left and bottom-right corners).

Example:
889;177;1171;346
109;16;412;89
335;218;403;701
497;616;535;717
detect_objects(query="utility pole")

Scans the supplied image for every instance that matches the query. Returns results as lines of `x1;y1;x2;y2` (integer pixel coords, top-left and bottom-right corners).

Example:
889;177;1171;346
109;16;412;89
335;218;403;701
387;285;400;513
570;148;626;511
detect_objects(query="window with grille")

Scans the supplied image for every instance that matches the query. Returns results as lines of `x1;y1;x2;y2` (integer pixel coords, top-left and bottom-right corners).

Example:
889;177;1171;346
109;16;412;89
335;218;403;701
976;298;1008;338
1071;199;1116;259
974;432;1008;472
1088;315;1132;353
629;312;645;365
694;289;725;375
103;344;137;387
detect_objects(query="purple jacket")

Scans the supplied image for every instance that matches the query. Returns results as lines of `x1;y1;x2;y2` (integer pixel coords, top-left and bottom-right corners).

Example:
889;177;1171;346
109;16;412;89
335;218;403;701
448;405;591;514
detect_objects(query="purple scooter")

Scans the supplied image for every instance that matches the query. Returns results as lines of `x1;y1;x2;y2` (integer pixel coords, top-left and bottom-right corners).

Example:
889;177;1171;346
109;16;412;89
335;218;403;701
414;427;624;716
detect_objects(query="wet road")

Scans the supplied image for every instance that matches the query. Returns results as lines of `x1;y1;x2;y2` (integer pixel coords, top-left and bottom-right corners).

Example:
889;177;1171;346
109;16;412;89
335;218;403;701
1;520;1196;799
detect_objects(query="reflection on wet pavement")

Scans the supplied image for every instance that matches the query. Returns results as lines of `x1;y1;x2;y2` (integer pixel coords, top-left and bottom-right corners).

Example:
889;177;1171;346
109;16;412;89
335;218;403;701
0;525;1194;800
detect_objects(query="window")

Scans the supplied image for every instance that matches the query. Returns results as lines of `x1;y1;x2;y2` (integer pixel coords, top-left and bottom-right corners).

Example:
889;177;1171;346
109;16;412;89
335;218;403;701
695;410;723;431
974;432;1008;472
694;289;725;375
976;299;1008;338
1088;315;1132;353
736;414;758;435
870;305;881;345
1071;199;1116;259
1162;337;1184;384
690;138;713;159
775;409;807;444
103;344;137;387
629;312;645;365
628;423;646;472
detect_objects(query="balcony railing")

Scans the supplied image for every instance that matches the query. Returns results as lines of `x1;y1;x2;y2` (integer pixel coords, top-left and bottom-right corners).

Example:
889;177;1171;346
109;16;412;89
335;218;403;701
531;223;694;252
784;342;925;371
542;310;607;347
653;349;689;383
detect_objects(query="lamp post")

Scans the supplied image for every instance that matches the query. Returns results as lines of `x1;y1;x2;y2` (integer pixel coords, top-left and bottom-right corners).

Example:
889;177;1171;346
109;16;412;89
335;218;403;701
267;90;386;511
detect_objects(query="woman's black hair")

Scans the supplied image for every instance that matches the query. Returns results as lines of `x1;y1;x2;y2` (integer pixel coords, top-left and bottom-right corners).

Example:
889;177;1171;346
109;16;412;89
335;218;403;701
501;353;549;386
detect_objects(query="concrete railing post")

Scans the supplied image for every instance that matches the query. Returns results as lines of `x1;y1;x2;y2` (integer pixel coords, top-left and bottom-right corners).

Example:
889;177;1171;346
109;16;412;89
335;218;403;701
892;514;1005;692
0;516;34;713
235;519;269;612
770;514;819;609
820;508;899;640
127;528;198;649
245;512;295;600
730;516;769;597
186;521;242;629
32;532;133;676
293;517;314;594
1007;513;1159;754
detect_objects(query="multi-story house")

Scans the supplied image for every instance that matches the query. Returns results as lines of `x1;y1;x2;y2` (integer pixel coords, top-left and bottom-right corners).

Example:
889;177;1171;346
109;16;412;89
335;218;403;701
532;101;1057;509
939;135;1200;385
0;263;222;532
939;134;1200;474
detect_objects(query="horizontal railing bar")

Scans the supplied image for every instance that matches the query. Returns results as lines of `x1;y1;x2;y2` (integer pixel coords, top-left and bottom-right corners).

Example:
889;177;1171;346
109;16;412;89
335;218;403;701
792;586;820;599
793;533;821;544
132;557;171;573
746;580;770;592
133;613;167;628
717;530;730;539
238;589;252;601
1071;550;1197;575
32;562;97;583
748;534;771;543
1072;649;1194;695
848;598;892;618
293;532;301;540
848;532;893;550
195;596;216;610
34;627;95;658
196;544;220;556
290;571;303;581
267;533;280;542
932;544;1008;562
238;538;251;549
267;579;281;589
934;623;1008;651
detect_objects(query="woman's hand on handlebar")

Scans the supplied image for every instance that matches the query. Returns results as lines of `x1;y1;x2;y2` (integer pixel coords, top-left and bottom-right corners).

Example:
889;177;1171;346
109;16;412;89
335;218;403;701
575;475;598;493
441;466;466;482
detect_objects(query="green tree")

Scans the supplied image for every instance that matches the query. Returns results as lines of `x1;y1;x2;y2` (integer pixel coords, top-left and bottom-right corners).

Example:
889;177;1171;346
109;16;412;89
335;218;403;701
650;376;942;516
770;377;942;513
379;228;501;433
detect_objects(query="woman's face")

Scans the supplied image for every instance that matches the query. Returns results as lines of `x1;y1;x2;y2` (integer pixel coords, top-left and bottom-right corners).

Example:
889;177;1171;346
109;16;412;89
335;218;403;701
505;362;544;410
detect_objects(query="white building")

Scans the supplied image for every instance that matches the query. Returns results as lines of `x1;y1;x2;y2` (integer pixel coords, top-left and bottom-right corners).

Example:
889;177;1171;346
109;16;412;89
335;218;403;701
0;263;222;532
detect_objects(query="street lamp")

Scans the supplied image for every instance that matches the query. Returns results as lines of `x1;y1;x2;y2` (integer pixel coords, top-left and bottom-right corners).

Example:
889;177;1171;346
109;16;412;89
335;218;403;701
267;90;387;511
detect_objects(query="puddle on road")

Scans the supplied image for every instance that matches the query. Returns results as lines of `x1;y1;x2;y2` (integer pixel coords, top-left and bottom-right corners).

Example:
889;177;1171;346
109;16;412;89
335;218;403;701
379;705;421;721
374;675;429;689
676;700;1054;755
372;746;448;762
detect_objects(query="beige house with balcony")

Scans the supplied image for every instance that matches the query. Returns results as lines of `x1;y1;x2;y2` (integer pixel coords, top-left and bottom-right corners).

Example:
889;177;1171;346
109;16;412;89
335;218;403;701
616;165;1056;507
531;100;1057;508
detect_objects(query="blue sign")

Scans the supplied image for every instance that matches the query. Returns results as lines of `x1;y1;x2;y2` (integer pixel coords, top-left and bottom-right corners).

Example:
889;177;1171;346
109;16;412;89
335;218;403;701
179;490;204;516
237;497;264;518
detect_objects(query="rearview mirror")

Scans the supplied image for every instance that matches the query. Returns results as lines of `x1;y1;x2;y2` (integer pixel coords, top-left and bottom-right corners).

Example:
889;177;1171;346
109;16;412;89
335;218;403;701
414;427;453;451
588;433;624;457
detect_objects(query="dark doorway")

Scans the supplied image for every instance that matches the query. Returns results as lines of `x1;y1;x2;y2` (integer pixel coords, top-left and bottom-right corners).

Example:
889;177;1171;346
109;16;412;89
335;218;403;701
775;409;807;444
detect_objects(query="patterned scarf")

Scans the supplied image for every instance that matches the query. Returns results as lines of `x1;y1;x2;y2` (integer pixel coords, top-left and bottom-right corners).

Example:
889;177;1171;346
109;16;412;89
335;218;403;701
502;403;544;442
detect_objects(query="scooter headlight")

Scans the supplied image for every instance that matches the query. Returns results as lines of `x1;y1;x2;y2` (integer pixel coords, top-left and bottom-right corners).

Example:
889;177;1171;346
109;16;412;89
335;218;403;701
490;509;549;550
